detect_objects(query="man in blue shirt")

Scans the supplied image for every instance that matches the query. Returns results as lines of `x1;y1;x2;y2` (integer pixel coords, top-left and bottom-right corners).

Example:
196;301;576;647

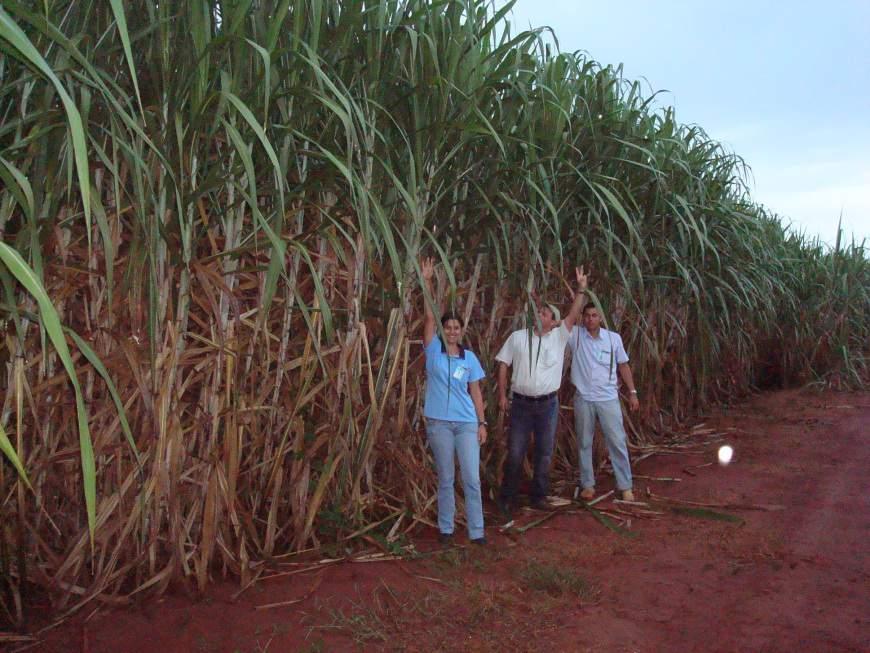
568;302;640;502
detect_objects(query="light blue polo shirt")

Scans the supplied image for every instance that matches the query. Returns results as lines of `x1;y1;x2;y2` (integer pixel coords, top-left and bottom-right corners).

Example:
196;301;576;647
568;326;629;402
423;338;486;422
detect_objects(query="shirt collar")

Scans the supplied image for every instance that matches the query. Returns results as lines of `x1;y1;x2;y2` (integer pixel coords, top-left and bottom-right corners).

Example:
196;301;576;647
582;327;602;340
440;338;466;359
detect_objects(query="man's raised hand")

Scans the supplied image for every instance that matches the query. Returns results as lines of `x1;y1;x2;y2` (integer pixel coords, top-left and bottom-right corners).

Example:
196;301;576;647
576;265;589;293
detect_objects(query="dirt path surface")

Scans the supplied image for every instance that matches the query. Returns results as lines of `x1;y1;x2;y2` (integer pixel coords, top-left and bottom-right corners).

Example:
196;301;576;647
22;389;870;652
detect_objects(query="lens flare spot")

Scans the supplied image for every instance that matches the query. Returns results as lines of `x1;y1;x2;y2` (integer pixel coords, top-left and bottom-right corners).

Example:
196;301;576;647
718;445;734;465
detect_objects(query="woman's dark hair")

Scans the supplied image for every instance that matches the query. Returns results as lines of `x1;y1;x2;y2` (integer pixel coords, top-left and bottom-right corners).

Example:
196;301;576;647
440;311;464;328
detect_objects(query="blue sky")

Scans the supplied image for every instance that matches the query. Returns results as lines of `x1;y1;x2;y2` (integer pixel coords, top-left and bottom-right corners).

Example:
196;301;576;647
498;0;870;245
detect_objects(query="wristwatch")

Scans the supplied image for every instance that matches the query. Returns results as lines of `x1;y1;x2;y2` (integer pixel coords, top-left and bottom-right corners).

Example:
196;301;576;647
629;390;638;395
479;420;488;426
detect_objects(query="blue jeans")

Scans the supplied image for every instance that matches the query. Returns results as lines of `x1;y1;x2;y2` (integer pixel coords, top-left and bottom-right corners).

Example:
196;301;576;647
573;394;633;491
499;394;559;504
426;419;485;539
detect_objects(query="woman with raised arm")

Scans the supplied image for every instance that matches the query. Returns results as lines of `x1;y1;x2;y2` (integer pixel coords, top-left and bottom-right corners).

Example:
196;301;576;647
420;257;488;545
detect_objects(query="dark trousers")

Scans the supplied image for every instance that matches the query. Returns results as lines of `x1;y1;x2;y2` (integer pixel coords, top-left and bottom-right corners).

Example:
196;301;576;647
499;394;559;504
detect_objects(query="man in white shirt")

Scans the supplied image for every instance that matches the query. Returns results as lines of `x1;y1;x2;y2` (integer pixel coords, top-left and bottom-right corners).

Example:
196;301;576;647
567;302;639;502
495;268;588;519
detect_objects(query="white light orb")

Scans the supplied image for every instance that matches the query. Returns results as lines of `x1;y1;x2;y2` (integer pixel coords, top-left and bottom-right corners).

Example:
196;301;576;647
718;445;734;465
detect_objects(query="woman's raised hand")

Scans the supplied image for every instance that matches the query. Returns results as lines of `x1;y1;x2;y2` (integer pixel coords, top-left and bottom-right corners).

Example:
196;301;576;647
421;257;437;344
421;256;435;282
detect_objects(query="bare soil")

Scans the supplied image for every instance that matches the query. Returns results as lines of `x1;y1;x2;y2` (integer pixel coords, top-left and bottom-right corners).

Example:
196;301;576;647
16;389;870;652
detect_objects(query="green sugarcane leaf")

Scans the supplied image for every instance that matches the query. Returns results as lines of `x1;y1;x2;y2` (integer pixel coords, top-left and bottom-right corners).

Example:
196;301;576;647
0;242;96;546
65;327;141;469
581;502;638;538
108;0;144;117
668;506;744;524
0;420;31;489
0;6;92;242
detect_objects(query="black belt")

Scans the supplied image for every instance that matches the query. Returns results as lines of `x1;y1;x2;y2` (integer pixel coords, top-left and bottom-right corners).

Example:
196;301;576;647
513;391;557;402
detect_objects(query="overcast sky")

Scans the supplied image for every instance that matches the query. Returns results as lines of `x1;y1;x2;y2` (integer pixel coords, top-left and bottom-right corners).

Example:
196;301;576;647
498;0;870;246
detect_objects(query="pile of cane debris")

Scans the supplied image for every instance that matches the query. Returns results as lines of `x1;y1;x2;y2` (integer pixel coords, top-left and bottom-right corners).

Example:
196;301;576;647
502;421;785;537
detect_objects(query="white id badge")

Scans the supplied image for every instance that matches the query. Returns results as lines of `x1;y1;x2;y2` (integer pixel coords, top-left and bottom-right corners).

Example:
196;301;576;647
452;365;468;381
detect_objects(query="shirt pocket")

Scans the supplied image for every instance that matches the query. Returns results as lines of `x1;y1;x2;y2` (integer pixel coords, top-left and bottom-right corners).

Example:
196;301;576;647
540;348;559;368
595;348;613;366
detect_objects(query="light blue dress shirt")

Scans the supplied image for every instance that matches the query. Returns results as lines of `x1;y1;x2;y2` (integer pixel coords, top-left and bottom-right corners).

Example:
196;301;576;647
568;326;629;402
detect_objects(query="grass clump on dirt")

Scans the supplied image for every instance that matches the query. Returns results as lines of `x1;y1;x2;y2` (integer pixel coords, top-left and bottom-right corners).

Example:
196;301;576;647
307;582;452;647
517;560;602;603
319;603;390;646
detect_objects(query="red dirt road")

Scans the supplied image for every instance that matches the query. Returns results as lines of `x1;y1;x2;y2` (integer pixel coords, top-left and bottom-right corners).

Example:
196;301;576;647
23;389;870;652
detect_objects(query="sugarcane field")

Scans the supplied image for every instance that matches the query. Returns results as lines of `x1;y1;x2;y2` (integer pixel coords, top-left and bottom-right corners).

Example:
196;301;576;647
0;1;868;652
